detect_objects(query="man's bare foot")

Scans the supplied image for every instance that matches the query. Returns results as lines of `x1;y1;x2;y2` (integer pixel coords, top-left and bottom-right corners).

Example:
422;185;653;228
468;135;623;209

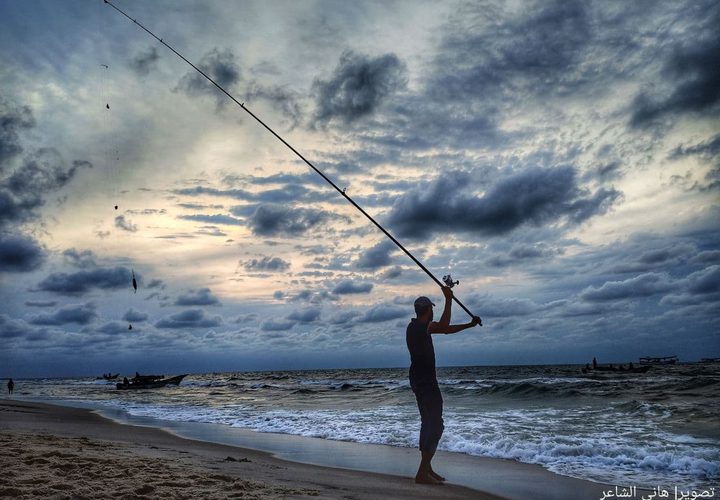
429;470;446;482
415;473;443;485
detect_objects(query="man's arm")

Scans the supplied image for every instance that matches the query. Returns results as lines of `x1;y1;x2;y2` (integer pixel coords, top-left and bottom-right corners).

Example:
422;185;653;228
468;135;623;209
431;316;482;335
427;287;453;333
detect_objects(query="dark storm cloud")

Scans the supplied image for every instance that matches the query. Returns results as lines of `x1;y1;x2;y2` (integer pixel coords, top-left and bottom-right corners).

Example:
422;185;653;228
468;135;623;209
175;186;253;200
287;289;338;304
0;233;45;272
24;301;57;308
312;51;407;126
428;0;590;103
579;272;676;302
95;321;133;335
29;302;97;326
114;215;137;232
486;244;561;268
0;148;91;228
177;202;225;210
287;307;321;323
36;266;132;296
686;265;720;295
358;303;406;323
0;314;31;339
226;172;318;187
175;48;241;107
669;134;720;192
122;308;148;322
260;318;296;331
468;293;542;318
356;240;395;269
602;238;700;274
176;183;333;206
0;98;35;167
670;134;720;162
661;265;720;305
328;310;361;325
242;256;290;272
129;46;160;76
155;309;222;329
630;18;720;127
639;244;695;266
380;266;402;279
174;288;221;307
63;248;97;269
332;280;373;295
243;81;303;128
691;251;720;266
178;213;244;226
146;279;165;289
386;167;620;240
248;203;347;236
586;161;624;183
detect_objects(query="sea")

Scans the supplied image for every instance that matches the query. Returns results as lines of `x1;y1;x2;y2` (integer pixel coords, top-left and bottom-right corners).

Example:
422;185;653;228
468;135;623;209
9;363;719;491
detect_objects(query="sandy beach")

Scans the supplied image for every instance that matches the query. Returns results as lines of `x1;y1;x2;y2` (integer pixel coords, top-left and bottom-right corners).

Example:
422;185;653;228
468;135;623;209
0;398;652;499
0;399;498;499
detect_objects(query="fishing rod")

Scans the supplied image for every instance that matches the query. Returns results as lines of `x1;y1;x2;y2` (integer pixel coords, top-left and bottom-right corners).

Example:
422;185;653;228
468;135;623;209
103;0;481;325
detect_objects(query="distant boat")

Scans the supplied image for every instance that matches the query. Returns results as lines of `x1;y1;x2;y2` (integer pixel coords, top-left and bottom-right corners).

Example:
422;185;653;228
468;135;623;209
700;357;720;363
98;373;119;380
582;365;651;374
639;355;678;365
116;374;187;390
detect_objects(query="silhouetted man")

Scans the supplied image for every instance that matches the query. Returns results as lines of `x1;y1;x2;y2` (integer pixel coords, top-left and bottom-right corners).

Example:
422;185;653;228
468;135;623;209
406;287;481;484
7;378;14;395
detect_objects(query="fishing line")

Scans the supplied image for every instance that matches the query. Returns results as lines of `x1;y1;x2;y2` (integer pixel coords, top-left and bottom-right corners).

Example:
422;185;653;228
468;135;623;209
103;0;481;324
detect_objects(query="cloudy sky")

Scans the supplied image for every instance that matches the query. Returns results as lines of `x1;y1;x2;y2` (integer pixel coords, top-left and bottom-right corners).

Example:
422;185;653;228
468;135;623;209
1;0;718;377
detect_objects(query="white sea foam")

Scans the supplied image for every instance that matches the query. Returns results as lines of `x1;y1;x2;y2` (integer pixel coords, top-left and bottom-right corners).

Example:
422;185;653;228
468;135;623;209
91;398;719;489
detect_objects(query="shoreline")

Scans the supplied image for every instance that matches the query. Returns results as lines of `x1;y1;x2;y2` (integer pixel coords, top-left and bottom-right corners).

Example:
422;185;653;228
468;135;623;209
1;398;649;499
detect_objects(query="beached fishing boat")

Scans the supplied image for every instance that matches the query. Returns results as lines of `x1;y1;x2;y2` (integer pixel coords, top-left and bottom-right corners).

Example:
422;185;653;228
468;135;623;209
116;374;187;390
639;355;678;365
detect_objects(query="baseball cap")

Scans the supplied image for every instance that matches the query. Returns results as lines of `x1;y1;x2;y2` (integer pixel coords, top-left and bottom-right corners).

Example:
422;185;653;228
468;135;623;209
414;296;435;308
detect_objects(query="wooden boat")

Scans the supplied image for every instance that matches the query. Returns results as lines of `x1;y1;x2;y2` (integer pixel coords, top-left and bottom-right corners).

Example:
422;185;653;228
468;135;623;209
581;365;651;374
116;374;187;390
97;373;119;380
131;373;164;383
639;355;678;365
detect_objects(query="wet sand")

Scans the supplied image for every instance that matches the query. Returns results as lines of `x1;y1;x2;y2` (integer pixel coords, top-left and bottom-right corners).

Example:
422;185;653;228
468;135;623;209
0;399;642;499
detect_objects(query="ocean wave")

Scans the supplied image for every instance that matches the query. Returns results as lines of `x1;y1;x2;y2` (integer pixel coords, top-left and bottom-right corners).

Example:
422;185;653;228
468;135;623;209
91;400;719;489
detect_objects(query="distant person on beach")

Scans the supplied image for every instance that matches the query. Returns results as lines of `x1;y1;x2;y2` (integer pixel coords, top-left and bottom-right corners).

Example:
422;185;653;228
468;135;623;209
7;378;14;395
406;287;481;485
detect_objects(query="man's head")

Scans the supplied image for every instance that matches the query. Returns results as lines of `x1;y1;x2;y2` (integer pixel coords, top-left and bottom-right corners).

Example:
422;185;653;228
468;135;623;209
414;296;435;320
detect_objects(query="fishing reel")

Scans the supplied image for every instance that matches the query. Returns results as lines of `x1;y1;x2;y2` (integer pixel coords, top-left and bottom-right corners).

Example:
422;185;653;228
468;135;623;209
442;274;459;288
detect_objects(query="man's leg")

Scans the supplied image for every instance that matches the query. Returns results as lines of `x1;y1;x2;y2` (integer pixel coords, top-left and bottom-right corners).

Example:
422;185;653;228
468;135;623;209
414;384;444;484
416;450;442;484
426;383;445;481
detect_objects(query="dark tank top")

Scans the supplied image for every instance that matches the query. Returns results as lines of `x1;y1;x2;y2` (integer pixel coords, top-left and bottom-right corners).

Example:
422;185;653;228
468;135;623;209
406;318;436;385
